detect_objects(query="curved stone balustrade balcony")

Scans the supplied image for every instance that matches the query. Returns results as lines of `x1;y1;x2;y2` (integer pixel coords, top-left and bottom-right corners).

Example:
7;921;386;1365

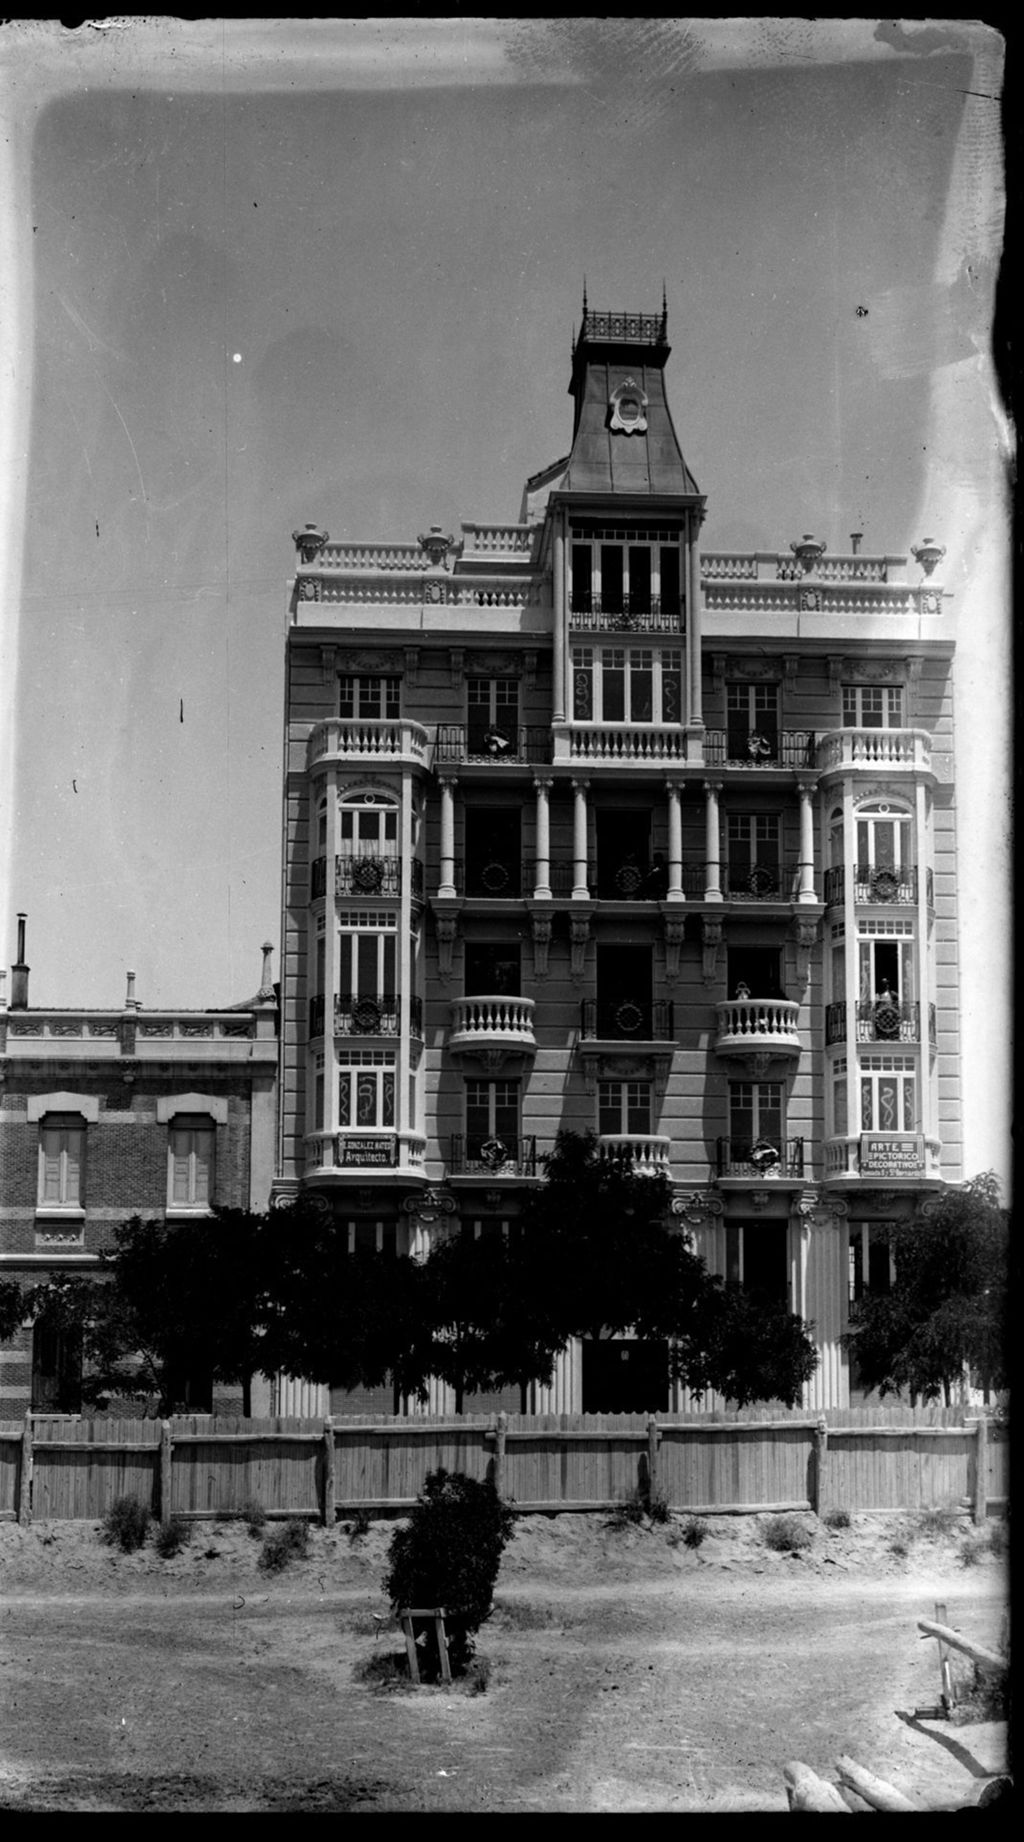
306;717;429;770
815;729;932;775
597;1133;672;1175
823;1134;942;1181
447;995;537;1066
714;998;801;1058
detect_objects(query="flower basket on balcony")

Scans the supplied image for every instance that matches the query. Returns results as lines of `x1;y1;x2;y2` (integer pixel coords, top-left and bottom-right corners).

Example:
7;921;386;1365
750;1140;781;1172
478;1137;509;1171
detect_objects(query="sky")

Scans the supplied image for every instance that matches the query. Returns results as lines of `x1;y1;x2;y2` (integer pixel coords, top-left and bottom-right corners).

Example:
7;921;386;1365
0;19;1009;1186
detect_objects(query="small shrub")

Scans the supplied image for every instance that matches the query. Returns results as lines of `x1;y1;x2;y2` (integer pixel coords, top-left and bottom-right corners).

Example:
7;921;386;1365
606;1488;648;1530
241;1499;267;1537
153;1515;192;1559
889;1537;909;1560
258;1518;311;1574
101;1495;151;1554
763;1514;812;1555
823;1507;851;1531
347;1508;371;1542
958;1533;985;1568
383;1468;515;1680
916;1506;959;1540
681;1516;709;1550
646;1487;671;1525
356;1651;414;1693
985;1516;1009;1558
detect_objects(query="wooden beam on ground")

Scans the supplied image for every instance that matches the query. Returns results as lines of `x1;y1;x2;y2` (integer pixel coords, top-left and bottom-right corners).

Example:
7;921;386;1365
917;1619;1007;1677
782;1761;851;1813
835;1755;927;1812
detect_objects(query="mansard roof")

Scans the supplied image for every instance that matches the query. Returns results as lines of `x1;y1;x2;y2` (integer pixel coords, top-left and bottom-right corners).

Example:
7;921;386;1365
559;299;701;499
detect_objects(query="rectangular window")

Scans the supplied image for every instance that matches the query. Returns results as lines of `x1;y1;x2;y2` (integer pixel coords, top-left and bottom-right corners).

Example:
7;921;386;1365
464;942;521;995
859;1057;917;1133
465;1080;520;1156
567;523;684;619
571;646;680;723
598;1081;652;1136
725;1222;790;1302
168;1115;215;1209
726;682;780;762
842;684;904;728
831;1058;848;1138
848;1221;895;1302
467;677;519;755
339;1052;396;1129
38;1115;85;1209
728;1082;783;1154
727;813;781;892
338;675;401;720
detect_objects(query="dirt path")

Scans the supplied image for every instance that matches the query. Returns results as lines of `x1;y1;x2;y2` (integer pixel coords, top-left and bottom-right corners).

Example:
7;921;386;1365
0;1513;1008;1811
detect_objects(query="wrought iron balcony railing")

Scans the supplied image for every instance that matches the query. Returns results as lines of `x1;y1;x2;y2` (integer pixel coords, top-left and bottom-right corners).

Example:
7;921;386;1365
447;1134;537;1176
704;730;816;769
434;725;552;765
334;993;422;1038
716;1137;805;1179
337;854;402;898
721;862;804;901
451;858;524;898
826;999;921;1044
580;999;675;1042
567;594;683;632
825;863;920;907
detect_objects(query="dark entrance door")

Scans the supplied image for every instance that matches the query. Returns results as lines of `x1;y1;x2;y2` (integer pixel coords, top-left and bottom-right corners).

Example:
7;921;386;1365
582;1339;669;1413
596;809;651;899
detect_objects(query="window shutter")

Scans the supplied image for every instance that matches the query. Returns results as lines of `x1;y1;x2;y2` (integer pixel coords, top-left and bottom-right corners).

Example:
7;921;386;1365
63;1130;82;1205
192;1132;212;1204
171;1133;193;1204
41;1130;64;1203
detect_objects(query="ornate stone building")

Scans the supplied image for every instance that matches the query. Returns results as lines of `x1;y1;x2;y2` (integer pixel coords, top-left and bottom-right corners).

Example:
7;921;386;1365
0;924;279;1415
275;298;959;1416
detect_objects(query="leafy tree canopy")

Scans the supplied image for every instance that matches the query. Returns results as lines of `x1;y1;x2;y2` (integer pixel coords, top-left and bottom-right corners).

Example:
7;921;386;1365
843;1173;1009;1404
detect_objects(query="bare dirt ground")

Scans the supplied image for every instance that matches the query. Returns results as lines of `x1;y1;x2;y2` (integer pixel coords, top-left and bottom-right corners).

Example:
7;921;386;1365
0;1508;1008;1812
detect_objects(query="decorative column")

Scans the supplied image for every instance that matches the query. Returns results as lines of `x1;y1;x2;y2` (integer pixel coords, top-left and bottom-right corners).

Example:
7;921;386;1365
797;780;817;903
703;779;722;901
437;775;457;898
686;506;705;742
533;777;553;898
552;511;566;724
571;778;590;899
665;779;684;898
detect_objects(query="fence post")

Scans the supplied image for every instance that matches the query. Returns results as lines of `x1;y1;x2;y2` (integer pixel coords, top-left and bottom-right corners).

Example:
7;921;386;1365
647;1415;660;1503
812;1415;829;1517
322;1416;336;1526
495;1412;507;1502
972;1415;987;1526
159;1420;173;1523
18;1412;33;1526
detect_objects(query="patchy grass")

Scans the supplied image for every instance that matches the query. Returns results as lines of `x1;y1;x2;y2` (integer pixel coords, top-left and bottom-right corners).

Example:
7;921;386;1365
258;1518;311;1574
346;1508;372;1543
668;1516;709;1551
915;1506;961;1541
823;1507;851;1532
101;1496;151;1554
240;1499;267;1537
762;1515;813;1555
607;1483;670;1530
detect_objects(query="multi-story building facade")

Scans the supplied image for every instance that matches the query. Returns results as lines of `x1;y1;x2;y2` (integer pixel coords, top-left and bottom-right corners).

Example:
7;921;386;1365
276;299;959;1417
0;924;279;1415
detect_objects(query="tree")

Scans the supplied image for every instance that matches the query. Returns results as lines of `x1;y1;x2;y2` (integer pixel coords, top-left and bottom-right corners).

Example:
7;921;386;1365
0;1279;28;1344
843;1173;1009;1405
415;1228;566;1412
517;1131;819;1407
383;1468;516;1678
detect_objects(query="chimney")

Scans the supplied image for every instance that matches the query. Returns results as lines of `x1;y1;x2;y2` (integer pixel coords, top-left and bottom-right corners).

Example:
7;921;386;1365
850;532;862;555
11;913;29;1009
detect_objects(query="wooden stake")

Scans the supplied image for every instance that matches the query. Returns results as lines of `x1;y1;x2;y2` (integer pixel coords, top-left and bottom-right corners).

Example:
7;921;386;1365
835;1755;926;1812
18;1412;33;1526
322;1416;336;1527
972;1415;988;1525
917;1618;1006;1678
811;1415;829;1517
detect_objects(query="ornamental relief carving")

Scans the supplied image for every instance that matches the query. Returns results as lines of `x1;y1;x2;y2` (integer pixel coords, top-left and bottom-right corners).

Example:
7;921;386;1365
466;652;522;676
339;650;402;673
846;659;900;681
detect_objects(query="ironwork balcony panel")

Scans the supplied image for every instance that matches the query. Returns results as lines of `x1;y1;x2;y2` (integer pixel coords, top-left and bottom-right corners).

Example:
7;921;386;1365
568;594;684;633
825;1001;847;1046
721;862;804;902
852;863;918;905
453;858;524;899
310;855;328;900
855;999;920;1043
434;724;552;766
714;998;801;1058
580;999;675;1042
447;1134;537;1177
704;730;816;770
716;1137;805;1179
336;855;402;898
597;1133;671;1175
334;992;402;1037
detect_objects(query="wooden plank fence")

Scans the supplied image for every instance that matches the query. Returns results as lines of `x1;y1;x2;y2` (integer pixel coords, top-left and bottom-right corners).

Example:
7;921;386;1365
0;1408;1007;1526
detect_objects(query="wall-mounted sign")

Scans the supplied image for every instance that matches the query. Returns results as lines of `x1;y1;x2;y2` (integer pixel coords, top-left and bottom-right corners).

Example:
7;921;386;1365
859;1134;924;1176
338;1136;396;1168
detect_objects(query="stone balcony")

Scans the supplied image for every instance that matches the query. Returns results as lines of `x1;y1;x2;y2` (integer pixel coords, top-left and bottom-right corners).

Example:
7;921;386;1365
824;1133;942;1182
303;1130;426;1176
306;717;429;771
553;723;688;764
597;1133;672;1175
714;998;801;1059
815;729;933;775
447;995;537;1069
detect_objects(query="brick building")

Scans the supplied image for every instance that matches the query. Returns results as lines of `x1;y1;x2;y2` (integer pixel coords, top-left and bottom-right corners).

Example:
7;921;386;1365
273;297;959;1418
0;922;279;1414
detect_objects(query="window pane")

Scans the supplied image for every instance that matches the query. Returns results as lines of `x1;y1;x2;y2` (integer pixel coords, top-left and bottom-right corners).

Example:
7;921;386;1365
601;546;623;612
571;545;592;612
659;546;680;614
573;658;593;719
356;1074;377;1126
628;547;651;611
382;1073;395;1127
626;1083;651;1133
630;658;653;721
